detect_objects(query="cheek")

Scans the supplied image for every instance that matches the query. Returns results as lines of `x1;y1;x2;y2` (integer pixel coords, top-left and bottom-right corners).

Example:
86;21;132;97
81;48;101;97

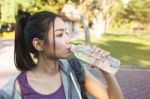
55;38;65;49
55;39;65;53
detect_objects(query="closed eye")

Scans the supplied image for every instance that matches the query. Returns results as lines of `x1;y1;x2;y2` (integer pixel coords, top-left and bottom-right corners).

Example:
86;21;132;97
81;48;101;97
55;28;68;37
57;33;63;37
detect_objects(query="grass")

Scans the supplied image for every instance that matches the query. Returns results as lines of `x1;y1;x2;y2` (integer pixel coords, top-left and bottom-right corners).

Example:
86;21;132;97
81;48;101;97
72;33;150;68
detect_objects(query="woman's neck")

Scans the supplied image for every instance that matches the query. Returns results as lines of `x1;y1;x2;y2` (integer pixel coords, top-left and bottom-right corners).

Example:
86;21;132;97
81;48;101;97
31;55;60;77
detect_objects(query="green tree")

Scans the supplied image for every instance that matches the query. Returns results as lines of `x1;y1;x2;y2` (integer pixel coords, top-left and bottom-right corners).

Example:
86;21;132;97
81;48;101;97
0;0;68;25
0;0;17;24
115;0;150;28
17;0;69;14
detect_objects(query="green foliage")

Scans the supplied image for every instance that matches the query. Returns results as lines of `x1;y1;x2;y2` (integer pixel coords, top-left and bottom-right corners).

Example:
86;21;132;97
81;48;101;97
16;0;76;14
0;0;123;26
0;0;69;25
115;0;150;26
0;0;17;24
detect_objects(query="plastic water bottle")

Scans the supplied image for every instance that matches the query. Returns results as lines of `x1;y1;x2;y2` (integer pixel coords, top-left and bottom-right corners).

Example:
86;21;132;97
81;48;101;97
71;44;121;75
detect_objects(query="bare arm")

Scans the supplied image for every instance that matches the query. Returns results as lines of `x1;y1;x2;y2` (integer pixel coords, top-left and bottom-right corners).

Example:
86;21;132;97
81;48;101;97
85;69;124;99
85;69;109;99
101;70;124;99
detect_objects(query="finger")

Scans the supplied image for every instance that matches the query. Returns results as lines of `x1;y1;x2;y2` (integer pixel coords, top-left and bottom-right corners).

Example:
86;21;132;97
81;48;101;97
95;60;104;66
101;50;110;57
105;51;110;57
96;61;110;70
95;48;101;56
91;47;100;57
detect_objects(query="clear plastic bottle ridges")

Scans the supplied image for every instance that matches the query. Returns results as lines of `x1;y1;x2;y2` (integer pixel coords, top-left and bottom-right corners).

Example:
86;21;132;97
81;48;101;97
71;44;121;75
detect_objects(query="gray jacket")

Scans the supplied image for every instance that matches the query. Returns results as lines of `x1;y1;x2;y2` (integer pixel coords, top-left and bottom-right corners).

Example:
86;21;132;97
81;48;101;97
0;59;82;99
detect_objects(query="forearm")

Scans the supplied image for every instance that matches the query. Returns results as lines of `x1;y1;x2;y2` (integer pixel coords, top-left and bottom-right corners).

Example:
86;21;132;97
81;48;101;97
101;70;124;99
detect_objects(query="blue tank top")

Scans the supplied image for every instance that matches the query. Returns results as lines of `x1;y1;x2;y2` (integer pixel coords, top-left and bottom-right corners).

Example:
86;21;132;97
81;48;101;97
17;72;66;99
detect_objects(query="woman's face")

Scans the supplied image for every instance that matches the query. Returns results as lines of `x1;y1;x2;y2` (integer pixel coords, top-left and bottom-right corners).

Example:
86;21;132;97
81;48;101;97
46;17;71;59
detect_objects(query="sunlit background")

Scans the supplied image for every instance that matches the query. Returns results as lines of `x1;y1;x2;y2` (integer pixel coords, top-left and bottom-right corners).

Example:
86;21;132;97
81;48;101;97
0;0;150;99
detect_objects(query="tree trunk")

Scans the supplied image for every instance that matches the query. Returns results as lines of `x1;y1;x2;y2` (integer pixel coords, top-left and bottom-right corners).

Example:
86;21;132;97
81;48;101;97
93;13;106;38
81;15;91;46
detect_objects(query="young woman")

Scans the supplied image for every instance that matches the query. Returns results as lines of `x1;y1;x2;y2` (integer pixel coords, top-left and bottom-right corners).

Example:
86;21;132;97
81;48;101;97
0;11;124;99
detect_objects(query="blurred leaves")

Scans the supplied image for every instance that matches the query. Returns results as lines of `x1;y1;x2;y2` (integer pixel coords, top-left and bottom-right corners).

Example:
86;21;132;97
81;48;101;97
0;0;17;24
0;0;150;28
0;0;68;24
115;0;150;26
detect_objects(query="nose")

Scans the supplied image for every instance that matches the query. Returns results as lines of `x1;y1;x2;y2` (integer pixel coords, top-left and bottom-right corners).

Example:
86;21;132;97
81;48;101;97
64;33;71;44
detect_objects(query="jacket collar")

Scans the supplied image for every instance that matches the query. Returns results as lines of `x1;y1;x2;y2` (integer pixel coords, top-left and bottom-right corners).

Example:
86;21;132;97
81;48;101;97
59;59;71;75
59;59;71;99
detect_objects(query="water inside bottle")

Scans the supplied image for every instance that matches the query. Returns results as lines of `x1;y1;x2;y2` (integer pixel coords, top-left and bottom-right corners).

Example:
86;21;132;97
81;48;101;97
71;44;121;75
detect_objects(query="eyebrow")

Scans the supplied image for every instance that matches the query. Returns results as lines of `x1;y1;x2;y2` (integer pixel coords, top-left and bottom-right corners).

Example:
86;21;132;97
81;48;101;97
54;28;67;32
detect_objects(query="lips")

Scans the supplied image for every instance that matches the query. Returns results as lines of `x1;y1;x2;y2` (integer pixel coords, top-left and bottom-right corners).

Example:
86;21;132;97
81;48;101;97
67;48;71;53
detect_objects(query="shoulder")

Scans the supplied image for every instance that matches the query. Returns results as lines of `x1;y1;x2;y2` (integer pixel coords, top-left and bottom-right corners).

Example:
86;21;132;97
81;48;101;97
0;72;21;98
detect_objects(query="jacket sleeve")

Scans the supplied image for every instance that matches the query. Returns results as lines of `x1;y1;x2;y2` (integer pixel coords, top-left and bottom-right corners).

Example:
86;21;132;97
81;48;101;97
0;89;11;99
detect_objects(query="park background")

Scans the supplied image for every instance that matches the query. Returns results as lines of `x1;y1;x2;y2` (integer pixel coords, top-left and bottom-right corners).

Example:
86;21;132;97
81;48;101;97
0;0;150;99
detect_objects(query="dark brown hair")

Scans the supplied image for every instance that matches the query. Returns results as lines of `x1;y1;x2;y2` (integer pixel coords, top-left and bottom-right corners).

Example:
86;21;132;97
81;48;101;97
14;11;58;71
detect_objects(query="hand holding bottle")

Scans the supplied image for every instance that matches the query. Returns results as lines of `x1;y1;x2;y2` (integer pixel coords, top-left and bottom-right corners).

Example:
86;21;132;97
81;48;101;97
91;46;110;66
71;44;121;75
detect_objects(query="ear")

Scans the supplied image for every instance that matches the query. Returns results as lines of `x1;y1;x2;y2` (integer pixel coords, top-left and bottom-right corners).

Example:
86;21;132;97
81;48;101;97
32;38;44;51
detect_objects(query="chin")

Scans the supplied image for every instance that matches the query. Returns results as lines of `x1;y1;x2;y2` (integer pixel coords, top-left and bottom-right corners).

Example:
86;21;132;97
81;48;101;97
60;54;71;59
